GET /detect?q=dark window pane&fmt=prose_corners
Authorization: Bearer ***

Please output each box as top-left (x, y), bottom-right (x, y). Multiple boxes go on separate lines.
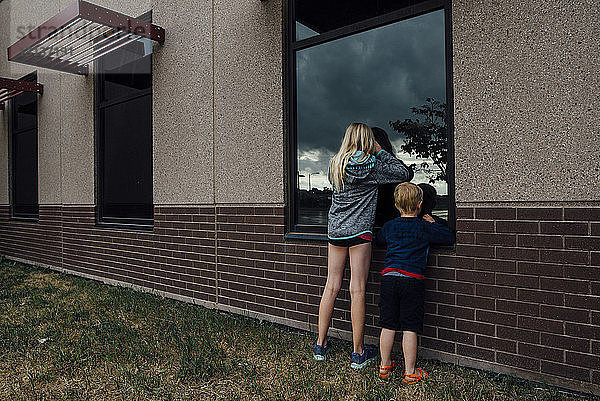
top-left (295, 0), bottom-right (429, 40)
top-left (295, 9), bottom-right (447, 227)
top-left (100, 95), bottom-right (153, 219)
top-left (101, 40), bottom-right (152, 101)
top-left (12, 130), bottom-right (38, 217)
top-left (13, 92), bottom-right (37, 132)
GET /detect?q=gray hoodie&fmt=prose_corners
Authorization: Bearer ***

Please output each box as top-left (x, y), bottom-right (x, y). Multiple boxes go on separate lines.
top-left (327, 150), bottom-right (412, 239)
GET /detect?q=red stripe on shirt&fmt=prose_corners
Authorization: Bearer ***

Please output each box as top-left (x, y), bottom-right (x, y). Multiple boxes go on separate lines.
top-left (381, 267), bottom-right (425, 280)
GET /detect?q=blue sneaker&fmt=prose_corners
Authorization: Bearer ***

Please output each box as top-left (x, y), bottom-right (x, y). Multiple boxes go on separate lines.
top-left (351, 344), bottom-right (378, 369)
top-left (313, 339), bottom-right (331, 361)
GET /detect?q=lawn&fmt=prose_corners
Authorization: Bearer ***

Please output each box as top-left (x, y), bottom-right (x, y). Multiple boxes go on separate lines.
top-left (0, 259), bottom-right (596, 401)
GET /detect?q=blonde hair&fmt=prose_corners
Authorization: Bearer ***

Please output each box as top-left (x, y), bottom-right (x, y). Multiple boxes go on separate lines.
top-left (394, 182), bottom-right (423, 214)
top-left (329, 123), bottom-right (377, 191)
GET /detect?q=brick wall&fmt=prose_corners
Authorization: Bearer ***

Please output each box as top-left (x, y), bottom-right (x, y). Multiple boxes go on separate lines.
top-left (0, 204), bottom-right (598, 394)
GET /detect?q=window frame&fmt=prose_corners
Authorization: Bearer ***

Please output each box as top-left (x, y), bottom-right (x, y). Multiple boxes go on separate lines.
top-left (284, 0), bottom-right (456, 238)
top-left (93, 11), bottom-right (154, 229)
top-left (8, 71), bottom-right (39, 221)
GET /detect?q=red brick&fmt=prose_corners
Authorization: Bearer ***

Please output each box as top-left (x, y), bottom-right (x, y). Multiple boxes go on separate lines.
top-left (497, 247), bottom-right (539, 262)
top-left (496, 273), bottom-right (539, 289)
top-left (540, 277), bottom-right (589, 294)
top-left (456, 208), bottom-right (474, 219)
top-left (540, 250), bottom-right (588, 265)
top-left (497, 325), bottom-right (540, 344)
top-left (456, 270), bottom-right (494, 284)
top-left (541, 222), bottom-right (588, 236)
top-left (518, 343), bottom-right (564, 362)
top-left (518, 316), bottom-right (563, 334)
top-left (517, 208), bottom-right (563, 221)
top-left (456, 232), bottom-right (475, 244)
top-left (518, 262), bottom-right (563, 277)
top-left (477, 310), bottom-right (517, 326)
top-left (476, 233), bottom-right (516, 247)
top-left (565, 352), bottom-right (600, 369)
top-left (456, 294), bottom-right (495, 310)
top-left (438, 280), bottom-right (475, 294)
top-left (456, 220), bottom-right (495, 233)
top-left (423, 314), bottom-right (455, 329)
top-left (565, 236), bottom-right (600, 251)
top-left (497, 352), bottom-right (540, 371)
top-left (518, 289), bottom-right (564, 306)
top-left (566, 323), bottom-right (600, 340)
top-left (517, 234), bottom-right (563, 249)
top-left (541, 305), bottom-right (589, 323)
top-left (438, 328), bottom-right (475, 345)
top-left (496, 221), bottom-right (539, 234)
top-left (475, 208), bottom-right (516, 220)
top-left (476, 284), bottom-right (516, 300)
top-left (438, 304), bottom-right (475, 320)
top-left (472, 259), bottom-right (515, 274)
top-left (566, 294), bottom-right (600, 310)
top-left (427, 267), bottom-right (456, 280)
top-left (456, 319), bottom-right (495, 336)
top-left (564, 208), bottom-right (600, 221)
top-left (476, 335), bottom-right (516, 353)
top-left (496, 300), bottom-right (539, 316)
top-left (437, 255), bottom-right (474, 269)
top-left (457, 344), bottom-right (495, 361)
top-left (421, 337), bottom-right (455, 354)
top-left (541, 333), bottom-right (590, 353)
top-left (541, 361), bottom-right (589, 381)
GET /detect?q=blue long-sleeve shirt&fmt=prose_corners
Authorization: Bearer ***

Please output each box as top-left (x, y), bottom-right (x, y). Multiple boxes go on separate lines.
top-left (375, 217), bottom-right (455, 279)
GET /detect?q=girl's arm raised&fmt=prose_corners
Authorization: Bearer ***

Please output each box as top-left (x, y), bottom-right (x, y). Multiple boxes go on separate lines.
top-left (372, 150), bottom-right (413, 184)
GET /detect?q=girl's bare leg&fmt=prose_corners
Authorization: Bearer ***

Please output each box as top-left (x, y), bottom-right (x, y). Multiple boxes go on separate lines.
top-left (317, 244), bottom-right (348, 346)
top-left (348, 242), bottom-right (372, 354)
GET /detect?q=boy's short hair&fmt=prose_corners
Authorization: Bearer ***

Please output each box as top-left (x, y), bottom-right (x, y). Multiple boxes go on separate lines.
top-left (394, 182), bottom-right (423, 214)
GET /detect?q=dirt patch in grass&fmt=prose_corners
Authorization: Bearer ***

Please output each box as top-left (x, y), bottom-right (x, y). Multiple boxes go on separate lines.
top-left (0, 261), bottom-right (597, 401)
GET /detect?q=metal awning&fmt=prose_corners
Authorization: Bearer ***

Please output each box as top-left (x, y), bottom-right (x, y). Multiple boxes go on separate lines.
top-left (0, 77), bottom-right (44, 110)
top-left (7, 0), bottom-right (165, 75)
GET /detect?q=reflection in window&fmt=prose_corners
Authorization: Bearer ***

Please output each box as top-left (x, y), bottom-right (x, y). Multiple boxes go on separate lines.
top-left (10, 81), bottom-right (38, 218)
top-left (294, 7), bottom-right (448, 229)
top-left (96, 38), bottom-right (153, 225)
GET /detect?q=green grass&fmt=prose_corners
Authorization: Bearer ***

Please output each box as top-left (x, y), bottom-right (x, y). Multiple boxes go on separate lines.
top-left (0, 258), bottom-right (596, 401)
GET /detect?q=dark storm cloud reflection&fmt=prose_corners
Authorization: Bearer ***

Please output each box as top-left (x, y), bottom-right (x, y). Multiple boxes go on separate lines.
top-left (296, 10), bottom-right (446, 192)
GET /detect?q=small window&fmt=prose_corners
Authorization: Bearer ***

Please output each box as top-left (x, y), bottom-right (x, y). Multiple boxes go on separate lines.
top-left (95, 24), bottom-right (153, 226)
top-left (9, 73), bottom-right (38, 219)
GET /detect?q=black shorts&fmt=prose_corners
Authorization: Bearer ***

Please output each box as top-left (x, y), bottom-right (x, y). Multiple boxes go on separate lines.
top-left (379, 275), bottom-right (424, 333)
top-left (328, 233), bottom-right (372, 248)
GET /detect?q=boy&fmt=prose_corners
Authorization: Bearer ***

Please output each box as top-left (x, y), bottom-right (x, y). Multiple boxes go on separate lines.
top-left (375, 182), bottom-right (454, 382)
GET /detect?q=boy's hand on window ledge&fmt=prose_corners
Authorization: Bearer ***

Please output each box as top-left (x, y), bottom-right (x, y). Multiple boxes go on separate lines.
top-left (422, 214), bottom-right (435, 223)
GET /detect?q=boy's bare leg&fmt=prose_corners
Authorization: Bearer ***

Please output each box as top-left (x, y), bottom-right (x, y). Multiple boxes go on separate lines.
top-left (317, 244), bottom-right (348, 346)
top-left (402, 331), bottom-right (418, 375)
top-left (348, 242), bottom-right (372, 354)
top-left (379, 328), bottom-right (396, 369)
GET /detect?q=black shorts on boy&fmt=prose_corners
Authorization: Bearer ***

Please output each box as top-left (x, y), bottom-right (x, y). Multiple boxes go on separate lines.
top-left (379, 275), bottom-right (424, 334)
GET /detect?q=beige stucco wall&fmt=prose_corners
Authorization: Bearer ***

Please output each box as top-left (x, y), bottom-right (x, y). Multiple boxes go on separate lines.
top-left (213, 0), bottom-right (284, 204)
top-left (152, 0), bottom-right (214, 205)
top-left (453, 0), bottom-right (600, 204)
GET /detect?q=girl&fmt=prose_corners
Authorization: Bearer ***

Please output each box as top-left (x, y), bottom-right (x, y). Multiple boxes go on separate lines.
top-left (314, 122), bottom-right (412, 369)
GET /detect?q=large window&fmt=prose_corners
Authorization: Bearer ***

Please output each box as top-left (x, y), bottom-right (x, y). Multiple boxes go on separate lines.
top-left (288, 0), bottom-right (453, 234)
top-left (9, 73), bottom-right (38, 219)
top-left (95, 24), bottom-right (153, 226)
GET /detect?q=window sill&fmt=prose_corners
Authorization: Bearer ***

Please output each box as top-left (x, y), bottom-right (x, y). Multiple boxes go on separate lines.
top-left (285, 232), bottom-right (328, 242)
top-left (95, 220), bottom-right (154, 232)
top-left (10, 216), bottom-right (39, 223)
